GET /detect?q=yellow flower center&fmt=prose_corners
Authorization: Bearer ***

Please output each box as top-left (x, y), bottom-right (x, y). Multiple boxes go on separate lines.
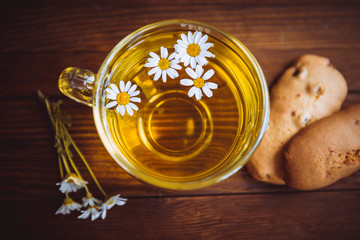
top-left (194, 78), bottom-right (205, 88)
top-left (65, 178), bottom-right (74, 183)
top-left (108, 200), bottom-right (114, 205)
top-left (64, 197), bottom-right (74, 205)
top-left (117, 92), bottom-right (130, 105)
top-left (187, 43), bottom-right (201, 57)
top-left (158, 58), bottom-right (170, 70)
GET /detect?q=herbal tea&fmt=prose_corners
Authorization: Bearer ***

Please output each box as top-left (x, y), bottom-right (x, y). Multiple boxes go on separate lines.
top-left (101, 27), bottom-right (262, 182)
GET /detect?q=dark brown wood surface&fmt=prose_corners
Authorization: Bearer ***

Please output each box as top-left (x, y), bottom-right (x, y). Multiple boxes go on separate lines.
top-left (1, 0), bottom-right (359, 239)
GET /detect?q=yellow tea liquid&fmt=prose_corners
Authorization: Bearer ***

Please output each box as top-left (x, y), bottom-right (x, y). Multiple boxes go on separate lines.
top-left (101, 28), bottom-right (262, 182)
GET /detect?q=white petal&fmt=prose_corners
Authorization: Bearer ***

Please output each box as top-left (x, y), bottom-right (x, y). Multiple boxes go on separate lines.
top-left (55, 205), bottom-right (67, 215)
top-left (188, 86), bottom-right (197, 97)
top-left (166, 69), bottom-right (175, 79)
top-left (91, 209), bottom-right (100, 221)
top-left (194, 31), bottom-right (202, 44)
top-left (117, 105), bottom-right (125, 116)
top-left (196, 56), bottom-right (208, 66)
top-left (154, 69), bottom-right (161, 80)
top-left (144, 62), bottom-right (158, 68)
top-left (149, 52), bottom-right (160, 61)
top-left (129, 90), bottom-right (140, 97)
top-left (171, 63), bottom-right (182, 70)
top-left (167, 68), bottom-right (178, 79)
top-left (202, 86), bottom-right (213, 98)
top-left (78, 210), bottom-right (91, 219)
top-left (198, 34), bottom-right (208, 45)
top-left (175, 51), bottom-right (186, 60)
top-left (195, 88), bottom-right (203, 100)
top-left (182, 55), bottom-right (191, 67)
top-left (185, 67), bottom-right (197, 79)
top-left (201, 43), bottom-right (214, 51)
top-left (110, 83), bottom-right (119, 94)
top-left (190, 57), bottom-right (196, 69)
top-left (128, 84), bottom-right (137, 94)
top-left (126, 105), bottom-right (133, 116)
top-left (105, 101), bottom-right (117, 109)
top-left (174, 44), bottom-right (182, 54)
top-left (195, 65), bottom-right (204, 77)
top-left (101, 208), bottom-right (107, 220)
top-left (177, 39), bottom-right (188, 49)
top-left (128, 102), bottom-right (139, 111)
top-left (115, 200), bottom-right (126, 206)
top-left (124, 82), bottom-right (131, 92)
top-left (162, 70), bottom-right (167, 82)
top-left (168, 52), bottom-right (177, 60)
top-left (163, 48), bottom-right (169, 59)
top-left (181, 33), bottom-right (189, 45)
top-left (130, 97), bottom-right (141, 103)
top-left (202, 50), bottom-right (215, 58)
top-left (180, 79), bottom-right (194, 86)
top-left (148, 67), bottom-right (160, 76)
top-left (106, 91), bottom-right (117, 100)
top-left (205, 82), bottom-right (218, 89)
top-left (202, 69), bottom-right (215, 80)
top-left (105, 88), bottom-right (115, 95)
top-left (187, 31), bottom-right (194, 43)
top-left (119, 81), bottom-right (125, 92)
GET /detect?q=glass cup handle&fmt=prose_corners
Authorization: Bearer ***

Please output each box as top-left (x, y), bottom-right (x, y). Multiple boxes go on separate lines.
top-left (58, 67), bottom-right (96, 107)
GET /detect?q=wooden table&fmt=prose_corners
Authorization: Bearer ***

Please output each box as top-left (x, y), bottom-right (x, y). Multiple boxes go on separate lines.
top-left (1, 0), bottom-right (359, 239)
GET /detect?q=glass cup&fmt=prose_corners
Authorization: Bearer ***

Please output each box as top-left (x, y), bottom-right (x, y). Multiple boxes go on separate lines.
top-left (59, 19), bottom-right (269, 191)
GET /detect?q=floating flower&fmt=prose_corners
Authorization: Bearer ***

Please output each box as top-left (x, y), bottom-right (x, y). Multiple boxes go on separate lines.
top-left (174, 31), bottom-right (215, 69)
top-left (145, 46), bottom-right (181, 82)
top-left (105, 81), bottom-right (141, 116)
top-left (55, 197), bottom-right (82, 215)
top-left (180, 65), bottom-right (218, 100)
top-left (100, 194), bottom-right (127, 219)
top-left (82, 192), bottom-right (102, 207)
top-left (78, 206), bottom-right (101, 221)
top-left (56, 173), bottom-right (88, 193)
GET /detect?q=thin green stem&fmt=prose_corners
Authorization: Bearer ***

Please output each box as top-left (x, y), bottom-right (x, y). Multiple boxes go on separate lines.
top-left (60, 128), bottom-right (90, 193)
top-left (38, 90), bottom-right (107, 198)
top-left (60, 153), bottom-right (71, 174)
top-left (58, 155), bottom-right (64, 178)
top-left (61, 123), bottom-right (107, 198)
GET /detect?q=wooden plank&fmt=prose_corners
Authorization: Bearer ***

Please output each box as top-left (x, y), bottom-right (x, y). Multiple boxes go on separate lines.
top-left (1, 98), bottom-right (359, 199)
top-left (1, 4), bottom-right (359, 52)
top-left (3, 0), bottom-right (359, 11)
top-left (0, 49), bottom-right (359, 99)
top-left (2, 191), bottom-right (360, 239)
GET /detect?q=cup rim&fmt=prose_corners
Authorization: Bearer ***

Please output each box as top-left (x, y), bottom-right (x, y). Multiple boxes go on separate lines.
top-left (93, 19), bottom-right (270, 191)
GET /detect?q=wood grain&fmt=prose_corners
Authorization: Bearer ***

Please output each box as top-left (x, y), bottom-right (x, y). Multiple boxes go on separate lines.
top-left (1, 0), bottom-right (360, 239)
top-left (2, 191), bottom-right (360, 240)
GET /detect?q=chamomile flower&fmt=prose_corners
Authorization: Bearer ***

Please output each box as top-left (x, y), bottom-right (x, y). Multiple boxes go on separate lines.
top-left (78, 206), bottom-right (101, 221)
top-left (55, 197), bottom-right (82, 215)
top-left (174, 31), bottom-right (215, 69)
top-left (145, 46), bottom-right (181, 82)
top-left (99, 194), bottom-right (127, 219)
top-left (105, 80), bottom-right (141, 116)
top-left (56, 173), bottom-right (88, 193)
top-left (180, 65), bottom-right (218, 100)
top-left (82, 192), bottom-right (102, 207)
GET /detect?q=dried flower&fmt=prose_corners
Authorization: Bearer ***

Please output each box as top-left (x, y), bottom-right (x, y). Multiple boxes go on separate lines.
top-left (82, 192), bottom-right (102, 207)
top-left (55, 197), bottom-right (82, 215)
top-left (56, 172), bottom-right (88, 193)
top-left (100, 194), bottom-right (127, 219)
top-left (78, 206), bottom-right (101, 221)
